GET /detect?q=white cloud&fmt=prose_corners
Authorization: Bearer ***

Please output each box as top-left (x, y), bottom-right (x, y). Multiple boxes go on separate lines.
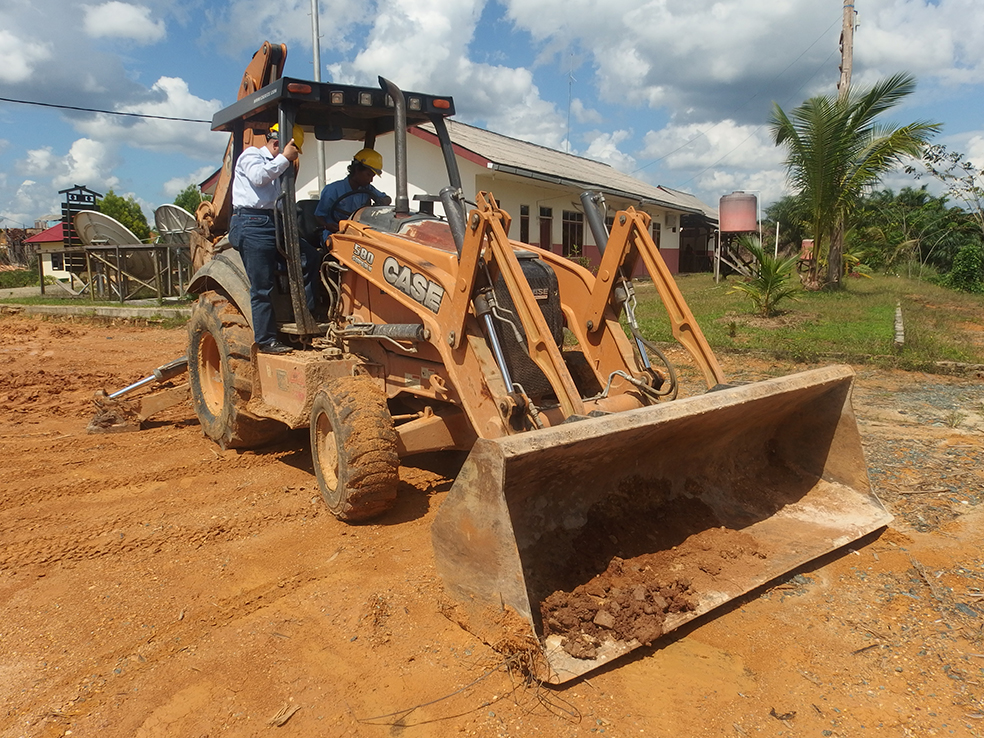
top-left (73, 77), bottom-right (224, 160)
top-left (82, 2), bottom-right (166, 44)
top-left (965, 135), bottom-right (984, 169)
top-left (213, 0), bottom-right (369, 59)
top-left (505, 0), bottom-right (834, 122)
top-left (163, 166), bottom-right (217, 199)
top-left (20, 140), bottom-right (120, 193)
top-left (0, 29), bottom-right (51, 83)
top-left (642, 120), bottom-right (782, 172)
top-left (859, 0), bottom-right (984, 85)
top-left (694, 168), bottom-right (790, 210)
top-left (21, 148), bottom-right (59, 177)
top-left (56, 139), bottom-right (121, 191)
top-left (325, 0), bottom-right (567, 147)
top-left (571, 98), bottom-right (602, 125)
top-left (2, 180), bottom-right (59, 229)
top-left (581, 130), bottom-right (636, 171)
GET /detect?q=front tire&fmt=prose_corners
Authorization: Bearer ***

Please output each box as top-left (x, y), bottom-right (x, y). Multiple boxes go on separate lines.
top-left (188, 291), bottom-right (285, 449)
top-left (310, 375), bottom-right (399, 522)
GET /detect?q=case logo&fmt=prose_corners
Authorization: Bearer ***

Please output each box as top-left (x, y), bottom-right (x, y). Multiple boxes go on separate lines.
top-left (382, 256), bottom-right (444, 313)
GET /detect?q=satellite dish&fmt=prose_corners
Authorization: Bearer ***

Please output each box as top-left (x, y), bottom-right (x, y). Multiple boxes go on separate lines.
top-left (74, 211), bottom-right (154, 281)
top-left (74, 210), bottom-right (143, 246)
top-left (154, 204), bottom-right (197, 245)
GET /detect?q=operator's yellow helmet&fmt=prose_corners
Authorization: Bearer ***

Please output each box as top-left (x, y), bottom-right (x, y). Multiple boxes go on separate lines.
top-left (269, 124), bottom-right (304, 153)
top-left (353, 148), bottom-right (383, 175)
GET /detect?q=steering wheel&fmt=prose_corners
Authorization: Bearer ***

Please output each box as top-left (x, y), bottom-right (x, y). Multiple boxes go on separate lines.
top-left (330, 188), bottom-right (376, 226)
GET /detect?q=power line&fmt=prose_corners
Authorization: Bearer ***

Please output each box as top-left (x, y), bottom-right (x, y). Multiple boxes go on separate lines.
top-left (0, 96), bottom-right (211, 123)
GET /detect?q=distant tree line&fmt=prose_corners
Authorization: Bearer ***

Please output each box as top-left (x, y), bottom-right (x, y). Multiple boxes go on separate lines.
top-left (766, 72), bottom-right (983, 294)
top-left (764, 185), bottom-right (983, 294)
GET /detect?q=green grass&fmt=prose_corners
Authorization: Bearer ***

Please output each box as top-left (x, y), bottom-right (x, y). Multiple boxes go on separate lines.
top-left (631, 273), bottom-right (984, 370)
top-left (3, 269), bottom-right (982, 370)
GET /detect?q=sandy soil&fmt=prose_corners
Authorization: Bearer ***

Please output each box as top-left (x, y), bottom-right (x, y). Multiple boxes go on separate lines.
top-left (2, 311), bottom-right (984, 738)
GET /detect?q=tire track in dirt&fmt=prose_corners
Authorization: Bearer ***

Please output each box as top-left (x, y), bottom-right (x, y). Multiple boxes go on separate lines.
top-left (8, 550), bottom-right (334, 734)
top-left (0, 478), bottom-right (324, 571)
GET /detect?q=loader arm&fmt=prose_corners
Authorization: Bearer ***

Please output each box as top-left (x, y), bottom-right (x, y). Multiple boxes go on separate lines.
top-left (450, 193), bottom-right (585, 419)
top-left (586, 207), bottom-right (725, 389)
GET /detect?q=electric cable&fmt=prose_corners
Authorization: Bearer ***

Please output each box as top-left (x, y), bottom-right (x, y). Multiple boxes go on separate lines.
top-left (0, 96), bottom-right (211, 123)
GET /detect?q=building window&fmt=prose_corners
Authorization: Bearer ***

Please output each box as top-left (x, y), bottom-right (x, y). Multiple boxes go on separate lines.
top-left (538, 207), bottom-right (553, 251)
top-left (51, 253), bottom-right (64, 270)
top-left (520, 205), bottom-right (529, 243)
top-left (562, 210), bottom-right (584, 258)
top-left (652, 221), bottom-right (661, 250)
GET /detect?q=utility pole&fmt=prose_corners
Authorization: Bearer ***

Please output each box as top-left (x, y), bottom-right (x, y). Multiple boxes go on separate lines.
top-left (831, 0), bottom-right (856, 287)
top-left (310, 0), bottom-right (326, 191)
top-left (837, 0), bottom-right (855, 100)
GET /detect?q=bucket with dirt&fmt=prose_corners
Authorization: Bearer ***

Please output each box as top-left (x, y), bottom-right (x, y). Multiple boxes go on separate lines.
top-left (431, 365), bottom-right (892, 683)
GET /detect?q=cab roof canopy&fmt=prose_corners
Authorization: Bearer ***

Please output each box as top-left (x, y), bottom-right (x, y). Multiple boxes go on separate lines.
top-left (210, 76), bottom-right (456, 142)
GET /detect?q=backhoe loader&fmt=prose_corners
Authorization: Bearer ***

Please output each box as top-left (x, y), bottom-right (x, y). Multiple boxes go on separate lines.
top-left (175, 43), bottom-right (890, 684)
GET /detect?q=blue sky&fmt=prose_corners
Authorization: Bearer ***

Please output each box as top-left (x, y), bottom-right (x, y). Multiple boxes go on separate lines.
top-left (1, 0), bottom-right (982, 229)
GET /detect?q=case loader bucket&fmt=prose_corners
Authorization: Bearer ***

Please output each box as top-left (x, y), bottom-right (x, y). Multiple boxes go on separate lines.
top-left (432, 365), bottom-right (890, 684)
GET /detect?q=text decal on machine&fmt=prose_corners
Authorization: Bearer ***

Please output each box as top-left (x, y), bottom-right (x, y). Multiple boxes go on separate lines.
top-left (352, 244), bottom-right (375, 271)
top-left (382, 256), bottom-right (444, 313)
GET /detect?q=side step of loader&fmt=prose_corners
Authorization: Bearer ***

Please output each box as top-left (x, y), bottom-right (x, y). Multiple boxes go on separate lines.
top-left (431, 365), bottom-right (891, 684)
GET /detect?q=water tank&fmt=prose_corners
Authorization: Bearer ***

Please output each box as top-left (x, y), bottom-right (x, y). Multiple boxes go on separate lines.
top-left (719, 191), bottom-right (757, 233)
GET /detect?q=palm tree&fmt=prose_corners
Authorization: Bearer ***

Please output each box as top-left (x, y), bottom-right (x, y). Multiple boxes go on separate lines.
top-left (770, 73), bottom-right (940, 289)
top-left (728, 236), bottom-right (800, 317)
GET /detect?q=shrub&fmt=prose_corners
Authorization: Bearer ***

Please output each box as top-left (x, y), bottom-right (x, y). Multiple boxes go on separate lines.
top-left (943, 241), bottom-right (984, 293)
top-left (0, 269), bottom-right (39, 288)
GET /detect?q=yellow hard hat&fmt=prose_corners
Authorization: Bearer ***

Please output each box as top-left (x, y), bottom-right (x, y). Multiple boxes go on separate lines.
top-left (353, 148), bottom-right (383, 175)
top-left (269, 124), bottom-right (304, 153)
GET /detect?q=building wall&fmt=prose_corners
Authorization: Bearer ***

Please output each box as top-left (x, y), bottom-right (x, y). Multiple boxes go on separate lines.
top-left (41, 252), bottom-right (74, 280)
top-left (473, 174), bottom-right (682, 274)
top-left (296, 133), bottom-right (463, 209)
top-left (294, 128), bottom-right (686, 274)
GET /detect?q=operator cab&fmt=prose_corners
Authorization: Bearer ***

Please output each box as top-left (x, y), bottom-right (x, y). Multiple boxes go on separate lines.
top-left (209, 76), bottom-right (461, 337)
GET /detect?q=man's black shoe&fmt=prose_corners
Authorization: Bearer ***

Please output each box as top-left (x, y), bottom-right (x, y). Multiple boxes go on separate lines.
top-left (258, 340), bottom-right (293, 355)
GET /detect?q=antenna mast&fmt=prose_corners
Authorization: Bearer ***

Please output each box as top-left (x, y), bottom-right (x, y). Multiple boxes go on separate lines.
top-left (566, 53), bottom-right (575, 153)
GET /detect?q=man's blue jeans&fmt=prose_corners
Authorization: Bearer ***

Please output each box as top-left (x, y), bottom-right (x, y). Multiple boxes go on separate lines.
top-left (229, 212), bottom-right (320, 346)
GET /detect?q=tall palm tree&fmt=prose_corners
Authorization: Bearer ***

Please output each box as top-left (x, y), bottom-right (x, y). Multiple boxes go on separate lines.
top-left (770, 73), bottom-right (940, 288)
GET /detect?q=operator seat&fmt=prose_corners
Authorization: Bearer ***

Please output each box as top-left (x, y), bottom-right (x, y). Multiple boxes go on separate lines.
top-left (296, 199), bottom-right (324, 249)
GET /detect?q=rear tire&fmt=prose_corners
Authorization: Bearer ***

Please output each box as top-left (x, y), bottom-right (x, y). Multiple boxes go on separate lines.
top-left (310, 375), bottom-right (399, 522)
top-left (188, 291), bottom-right (286, 449)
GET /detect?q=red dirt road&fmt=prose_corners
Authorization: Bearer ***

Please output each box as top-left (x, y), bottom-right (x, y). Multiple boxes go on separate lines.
top-left (2, 312), bottom-right (984, 737)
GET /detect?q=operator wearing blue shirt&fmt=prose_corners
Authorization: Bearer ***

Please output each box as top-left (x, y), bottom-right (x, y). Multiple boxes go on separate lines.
top-left (315, 148), bottom-right (392, 245)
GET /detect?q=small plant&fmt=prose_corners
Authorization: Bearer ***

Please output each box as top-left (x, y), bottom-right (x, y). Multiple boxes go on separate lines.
top-left (944, 409), bottom-right (966, 428)
top-left (728, 236), bottom-right (801, 317)
top-left (567, 244), bottom-right (594, 273)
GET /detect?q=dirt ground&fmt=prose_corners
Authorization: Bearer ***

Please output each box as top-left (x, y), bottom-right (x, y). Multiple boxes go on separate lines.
top-left (2, 311), bottom-right (984, 738)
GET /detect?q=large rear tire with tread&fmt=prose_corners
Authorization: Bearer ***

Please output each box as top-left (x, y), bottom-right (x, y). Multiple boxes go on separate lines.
top-left (310, 375), bottom-right (399, 522)
top-left (188, 291), bottom-right (285, 449)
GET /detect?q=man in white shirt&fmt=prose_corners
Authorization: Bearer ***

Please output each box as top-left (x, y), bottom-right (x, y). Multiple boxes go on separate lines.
top-left (228, 126), bottom-right (313, 354)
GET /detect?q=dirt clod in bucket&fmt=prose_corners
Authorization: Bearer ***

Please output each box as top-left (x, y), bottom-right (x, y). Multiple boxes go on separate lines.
top-left (541, 559), bottom-right (695, 658)
top-left (529, 473), bottom-right (775, 660)
top-left (539, 524), bottom-right (771, 660)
